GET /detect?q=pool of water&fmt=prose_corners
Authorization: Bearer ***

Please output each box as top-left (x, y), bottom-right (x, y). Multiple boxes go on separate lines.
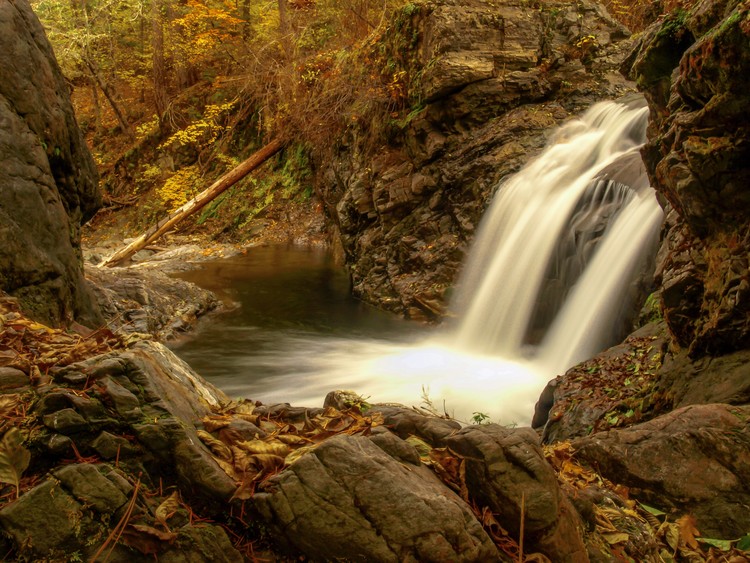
top-left (170, 244), bottom-right (548, 425)
top-left (169, 244), bottom-right (423, 402)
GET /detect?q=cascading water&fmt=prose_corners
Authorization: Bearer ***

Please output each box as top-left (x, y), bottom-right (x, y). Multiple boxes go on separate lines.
top-left (173, 98), bottom-right (664, 427)
top-left (450, 97), bottom-right (663, 374)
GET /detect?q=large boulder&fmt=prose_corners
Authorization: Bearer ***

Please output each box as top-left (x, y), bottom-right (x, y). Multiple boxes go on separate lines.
top-left (252, 433), bottom-right (500, 561)
top-left (321, 0), bottom-right (636, 319)
top-left (445, 425), bottom-right (588, 562)
top-left (0, 0), bottom-right (101, 326)
top-left (625, 0), bottom-right (750, 356)
top-left (573, 403), bottom-right (750, 538)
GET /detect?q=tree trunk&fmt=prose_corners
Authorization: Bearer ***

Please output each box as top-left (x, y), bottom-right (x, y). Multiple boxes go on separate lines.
top-left (83, 56), bottom-right (134, 139)
top-left (152, 0), bottom-right (169, 133)
top-left (278, 0), bottom-right (292, 57)
top-left (100, 139), bottom-right (285, 268)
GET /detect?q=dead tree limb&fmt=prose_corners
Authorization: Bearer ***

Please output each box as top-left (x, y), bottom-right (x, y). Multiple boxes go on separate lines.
top-left (99, 138), bottom-right (284, 267)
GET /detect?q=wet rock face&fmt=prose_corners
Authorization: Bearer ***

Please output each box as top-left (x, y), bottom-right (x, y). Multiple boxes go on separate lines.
top-left (321, 0), bottom-right (635, 320)
top-left (625, 0), bottom-right (750, 355)
top-left (0, 0), bottom-right (101, 327)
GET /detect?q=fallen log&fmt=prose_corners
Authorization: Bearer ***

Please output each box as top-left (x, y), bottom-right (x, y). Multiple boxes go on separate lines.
top-left (100, 138), bottom-right (284, 267)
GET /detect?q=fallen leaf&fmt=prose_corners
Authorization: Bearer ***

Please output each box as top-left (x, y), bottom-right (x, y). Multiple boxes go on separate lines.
top-left (0, 428), bottom-right (31, 495)
top-left (120, 524), bottom-right (177, 555)
top-left (405, 435), bottom-right (432, 461)
top-left (237, 439), bottom-right (289, 458)
top-left (677, 514), bottom-right (700, 550)
top-left (0, 395), bottom-right (20, 418)
top-left (197, 430), bottom-right (233, 461)
top-left (284, 444), bottom-right (317, 466)
top-left (154, 492), bottom-right (180, 528)
top-left (201, 416), bottom-right (231, 432)
top-left (602, 532), bottom-right (630, 545)
top-left (665, 523), bottom-right (680, 551)
top-left (697, 537), bottom-right (732, 551)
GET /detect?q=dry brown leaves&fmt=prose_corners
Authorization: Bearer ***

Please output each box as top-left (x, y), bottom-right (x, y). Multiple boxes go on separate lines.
top-left (0, 297), bottom-right (125, 378)
top-left (198, 402), bottom-right (384, 500)
top-left (545, 441), bottom-right (750, 562)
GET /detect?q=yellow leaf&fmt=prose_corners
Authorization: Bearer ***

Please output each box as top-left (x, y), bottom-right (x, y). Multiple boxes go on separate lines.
top-left (602, 532), bottom-right (630, 545)
top-left (276, 434), bottom-right (311, 446)
top-left (0, 395), bottom-right (20, 418)
top-left (0, 428), bottom-right (30, 496)
top-left (285, 444), bottom-right (317, 466)
top-left (196, 430), bottom-right (232, 461)
top-left (155, 492), bottom-right (180, 527)
top-left (665, 523), bottom-right (680, 551)
top-left (237, 439), bottom-right (290, 458)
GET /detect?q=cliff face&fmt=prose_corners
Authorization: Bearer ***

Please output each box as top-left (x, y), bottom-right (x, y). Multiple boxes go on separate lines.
top-left (320, 0), bottom-right (636, 320)
top-left (626, 0), bottom-right (750, 356)
top-left (0, 0), bottom-right (102, 326)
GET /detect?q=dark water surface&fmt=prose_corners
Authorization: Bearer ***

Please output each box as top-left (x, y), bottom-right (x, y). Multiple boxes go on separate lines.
top-left (169, 244), bottom-right (422, 405)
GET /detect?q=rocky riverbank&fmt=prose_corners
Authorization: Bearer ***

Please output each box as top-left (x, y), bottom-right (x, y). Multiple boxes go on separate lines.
top-left (2, 298), bottom-right (748, 560)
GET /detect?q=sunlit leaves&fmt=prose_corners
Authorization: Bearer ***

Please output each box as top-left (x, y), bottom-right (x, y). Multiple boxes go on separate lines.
top-left (198, 404), bottom-right (383, 499)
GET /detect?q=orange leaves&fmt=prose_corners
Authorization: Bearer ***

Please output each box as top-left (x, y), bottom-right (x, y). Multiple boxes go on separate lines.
top-left (198, 404), bottom-right (384, 499)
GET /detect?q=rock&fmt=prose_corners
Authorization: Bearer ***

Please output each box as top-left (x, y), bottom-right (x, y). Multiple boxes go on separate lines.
top-left (656, 347), bottom-right (750, 407)
top-left (0, 480), bottom-right (86, 558)
top-left (0, 0), bottom-right (101, 327)
top-left (373, 405), bottom-right (461, 446)
top-left (158, 525), bottom-right (244, 563)
top-left (573, 403), bottom-right (750, 538)
top-left (625, 0), bottom-right (750, 355)
top-left (445, 425), bottom-right (587, 561)
top-left (42, 408), bottom-right (88, 434)
top-left (86, 267), bottom-right (220, 340)
top-left (53, 463), bottom-right (129, 514)
top-left (99, 376), bottom-right (143, 420)
top-left (320, 0), bottom-right (637, 318)
top-left (538, 323), bottom-right (670, 442)
top-left (44, 433), bottom-right (74, 456)
top-left (91, 431), bottom-right (138, 460)
top-left (0, 367), bottom-right (28, 393)
top-left (252, 433), bottom-right (499, 561)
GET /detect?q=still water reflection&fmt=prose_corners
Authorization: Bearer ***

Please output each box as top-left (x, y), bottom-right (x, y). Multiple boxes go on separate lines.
top-left (169, 244), bottom-right (424, 406)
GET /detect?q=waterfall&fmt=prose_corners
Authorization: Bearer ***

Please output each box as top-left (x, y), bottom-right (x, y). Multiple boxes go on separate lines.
top-left (175, 98), bottom-right (665, 427)
top-left (450, 98), bottom-right (663, 374)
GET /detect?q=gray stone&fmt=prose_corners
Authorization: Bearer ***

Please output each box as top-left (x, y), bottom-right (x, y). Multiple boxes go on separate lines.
top-left (54, 463), bottom-right (129, 514)
top-left (100, 376), bottom-right (142, 420)
top-left (253, 433), bottom-right (498, 561)
top-left (91, 431), bottom-right (138, 460)
top-left (158, 524), bottom-right (244, 563)
top-left (445, 424), bottom-right (587, 561)
top-left (0, 480), bottom-right (83, 557)
top-left (44, 433), bottom-right (74, 457)
top-left (573, 403), bottom-right (750, 538)
top-left (42, 408), bottom-right (88, 434)
top-left (0, 0), bottom-right (101, 327)
top-left (373, 405), bottom-right (461, 446)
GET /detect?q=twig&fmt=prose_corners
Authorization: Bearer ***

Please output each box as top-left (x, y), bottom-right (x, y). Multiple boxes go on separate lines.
top-left (90, 477), bottom-right (141, 562)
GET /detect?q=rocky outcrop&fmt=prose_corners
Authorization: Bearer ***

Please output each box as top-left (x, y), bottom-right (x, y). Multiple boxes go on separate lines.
top-left (253, 433), bottom-right (501, 562)
top-left (573, 403), bottom-right (750, 538)
top-left (624, 0), bottom-right (750, 356)
top-left (86, 265), bottom-right (220, 341)
top-left (0, 0), bottom-right (102, 327)
top-left (321, 0), bottom-right (636, 319)
top-left (0, 340), bottom-right (243, 561)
